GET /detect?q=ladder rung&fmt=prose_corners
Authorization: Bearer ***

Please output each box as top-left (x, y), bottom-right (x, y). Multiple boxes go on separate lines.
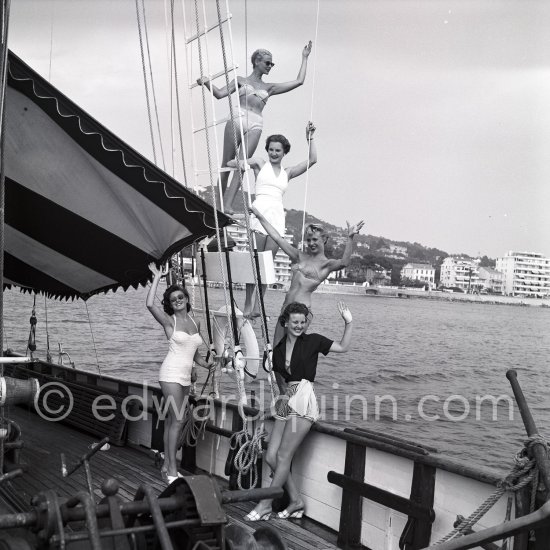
top-left (186, 15), bottom-right (232, 44)
top-left (193, 115), bottom-right (231, 133)
top-left (190, 65), bottom-right (239, 89)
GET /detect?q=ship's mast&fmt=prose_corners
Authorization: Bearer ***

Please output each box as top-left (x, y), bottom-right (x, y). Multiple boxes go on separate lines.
top-left (0, 0), bottom-right (11, 359)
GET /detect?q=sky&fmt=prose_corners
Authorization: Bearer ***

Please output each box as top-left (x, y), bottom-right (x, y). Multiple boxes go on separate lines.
top-left (7, 0), bottom-right (550, 258)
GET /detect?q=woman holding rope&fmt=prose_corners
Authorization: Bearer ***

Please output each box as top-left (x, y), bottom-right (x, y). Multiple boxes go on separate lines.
top-left (229, 122), bottom-right (317, 318)
top-left (146, 263), bottom-right (214, 484)
top-left (244, 301), bottom-right (353, 521)
top-left (196, 42), bottom-right (312, 213)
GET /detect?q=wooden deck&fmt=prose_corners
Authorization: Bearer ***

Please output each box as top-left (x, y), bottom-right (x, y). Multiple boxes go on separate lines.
top-left (0, 406), bottom-right (340, 550)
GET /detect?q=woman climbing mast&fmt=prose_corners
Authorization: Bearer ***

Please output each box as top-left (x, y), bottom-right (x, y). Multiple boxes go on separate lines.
top-left (196, 42), bottom-right (312, 213)
top-left (230, 122), bottom-right (317, 318)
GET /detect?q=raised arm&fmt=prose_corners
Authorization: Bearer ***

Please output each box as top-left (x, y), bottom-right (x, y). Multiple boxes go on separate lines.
top-left (329, 301), bottom-right (353, 353)
top-left (196, 76), bottom-right (238, 99)
top-left (249, 205), bottom-right (300, 262)
top-left (268, 41), bottom-right (312, 96)
top-left (326, 220), bottom-right (365, 272)
top-left (286, 122), bottom-right (317, 180)
top-left (146, 262), bottom-right (172, 330)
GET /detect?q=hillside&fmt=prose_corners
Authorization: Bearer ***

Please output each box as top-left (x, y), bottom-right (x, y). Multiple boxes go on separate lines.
top-left (191, 187), bottom-right (482, 277)
top-left (284, 208), bottom-right (449, 267)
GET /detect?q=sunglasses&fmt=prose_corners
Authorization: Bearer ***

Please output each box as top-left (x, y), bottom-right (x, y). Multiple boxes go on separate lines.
top-left (264, 61), bottom-right (275, 67)
top-left (169, 294), bottom-right (186, 303)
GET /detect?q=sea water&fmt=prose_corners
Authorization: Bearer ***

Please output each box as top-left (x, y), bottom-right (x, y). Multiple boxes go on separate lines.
top-left (4, 286), bottom-right (549, 474)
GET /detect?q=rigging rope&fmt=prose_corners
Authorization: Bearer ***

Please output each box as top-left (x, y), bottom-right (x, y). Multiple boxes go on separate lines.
top-left (300, 0), bottom-right (320, 250)
top-left (26, 294), bottom-right (37, 357)
top-left (141, 0), bottom-right (167, 170)
top-left (44, 295), bottom-right (52, 363)
top-left (84, 302), bottom-right (102, 377)
top-left (214, 0), bottom-right (279, 406)
top-left (191, 0), bottom-right (238, 388)
top-left (134, 0), bottom-right (164, 168)
top-left (169, 0), bottom-right (189, 185)
top-left (434, 434), bottom-right (548, 544)
top-left (0, 0), bottom-right (11, 477)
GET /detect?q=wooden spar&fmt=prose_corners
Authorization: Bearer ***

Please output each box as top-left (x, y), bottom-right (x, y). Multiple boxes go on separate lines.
top-left (424, 500), bottom-right (550, 550)
top-left (506, 369), bottom-right (550, 493)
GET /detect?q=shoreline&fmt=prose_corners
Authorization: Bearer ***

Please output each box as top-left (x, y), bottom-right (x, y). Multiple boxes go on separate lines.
top-left (366, 286), bottom-right (550, 307)
top-left (268, 283), bottom-right (550, 307)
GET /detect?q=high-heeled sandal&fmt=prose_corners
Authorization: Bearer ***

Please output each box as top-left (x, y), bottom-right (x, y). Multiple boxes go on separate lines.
top-left (277, 506), bottom-right (304, 519)
top-left (166, 472), bottom-right (184, 484)
top-left (244, 510), bottom-right (271, 522)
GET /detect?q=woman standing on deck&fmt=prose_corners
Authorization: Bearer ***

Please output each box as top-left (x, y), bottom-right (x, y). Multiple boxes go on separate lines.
top-left (146, 263), bottom-right (214, 484)
top-left (230, 122), bottom-right (317, 318)
top-left (244, 301), bottom-right (353, 521)
top-left (196, 42), bottom-right (312, 213)
top-left (249, 206), bottom-right (363, 345)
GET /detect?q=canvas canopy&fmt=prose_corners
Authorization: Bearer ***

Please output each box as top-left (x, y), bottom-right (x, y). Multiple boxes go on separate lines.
top-left (3, 51), bottom-right (229, 300)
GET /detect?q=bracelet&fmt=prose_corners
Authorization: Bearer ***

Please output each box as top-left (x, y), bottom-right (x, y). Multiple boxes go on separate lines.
top-left (345, 321), bottom-right (352, 325)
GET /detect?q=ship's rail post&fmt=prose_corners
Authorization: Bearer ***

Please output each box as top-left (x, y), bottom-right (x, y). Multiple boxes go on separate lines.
top-left (506, 369), bottom-right (550, 548)
top-left (327, 427), bottom-right (437, 550)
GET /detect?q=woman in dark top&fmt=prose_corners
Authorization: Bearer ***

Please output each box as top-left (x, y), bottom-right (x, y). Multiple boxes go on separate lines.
top-left (244, 301), bottom-right (353, 522)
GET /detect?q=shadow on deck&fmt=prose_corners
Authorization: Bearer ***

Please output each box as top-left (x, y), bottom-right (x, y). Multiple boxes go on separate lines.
top-left (0, 406), bottom-right (339, 550)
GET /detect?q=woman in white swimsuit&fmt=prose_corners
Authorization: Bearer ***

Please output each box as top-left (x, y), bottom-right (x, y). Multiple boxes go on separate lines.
top-left (197, 42), bottom-right (312, 213)
top-left (232, 122), bottom-right (317, 317)
top-left (147, 263), bottom-right (214, 484)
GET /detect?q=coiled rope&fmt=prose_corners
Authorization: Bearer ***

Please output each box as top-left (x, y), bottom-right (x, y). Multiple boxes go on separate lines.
top-left (434, 434), bottom-right (548, 544)
top-left (179, 398), bottom-right (209, 448)
top-left (229, 423), bottom-right (266, 490)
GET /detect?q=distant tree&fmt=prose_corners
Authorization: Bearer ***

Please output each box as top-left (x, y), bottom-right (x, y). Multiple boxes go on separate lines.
top-left (479, 255), bottom-right (495, 268)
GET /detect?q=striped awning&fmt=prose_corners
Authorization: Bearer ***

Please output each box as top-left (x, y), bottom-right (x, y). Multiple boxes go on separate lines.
top-left (4, 51), bottom-right (230, 300)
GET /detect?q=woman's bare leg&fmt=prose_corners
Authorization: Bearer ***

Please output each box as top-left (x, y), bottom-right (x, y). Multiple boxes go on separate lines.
top-left (224, 128), bottom-right (262, 212)
top-left (219, 120), bottom-right (241, 203)
top-left (250, 416), bottom-right (312, 516)
top-left (159, 382), bottom-right (190, 477)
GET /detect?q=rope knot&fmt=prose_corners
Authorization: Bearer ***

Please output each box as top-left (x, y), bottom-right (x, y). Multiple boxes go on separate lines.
top-left (525, 434), bottom-right (549, 456)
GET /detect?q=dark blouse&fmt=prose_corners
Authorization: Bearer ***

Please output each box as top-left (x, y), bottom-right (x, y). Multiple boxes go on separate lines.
top-left (273, 333), bottom-right (333, 383)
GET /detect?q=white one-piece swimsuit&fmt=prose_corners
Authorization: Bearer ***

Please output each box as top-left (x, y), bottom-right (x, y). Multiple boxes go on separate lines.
top-left (158, 316), bottom-right (202, 386)
top-left (250, 162), bottom-right (289, 236)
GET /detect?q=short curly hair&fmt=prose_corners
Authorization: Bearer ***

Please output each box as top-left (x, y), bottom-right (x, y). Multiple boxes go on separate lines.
top-left (265, 134), bottom-right (291, 154)
top-left (305, 223), bottom-right (328, 244)
top-left (162, 284), bottom-right (191, 314)
top-left (278, 302), bottom-right (310, 327)
top-left (250, 48), bottom-right (272, 68)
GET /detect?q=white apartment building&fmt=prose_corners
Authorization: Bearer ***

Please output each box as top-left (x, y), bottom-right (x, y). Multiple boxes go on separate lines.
top-left (495, 251), bottom-right (550, 297)
top-left (400, 263), bottom-right (435, 287)
top-left (226, 225), bottom-right (292, 285)
top-left (439, 257), bottom-right (481, 292)
top-left (477, 267), bottom-right (503, 294)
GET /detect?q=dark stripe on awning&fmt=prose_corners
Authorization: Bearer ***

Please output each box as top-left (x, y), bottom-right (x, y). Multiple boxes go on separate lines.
top-left (4, 252), bottom-right (78, 299)
top-left (7, 52), bottom-right (230, 230)
top-left (6, 177), bottom-right (151, 282)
